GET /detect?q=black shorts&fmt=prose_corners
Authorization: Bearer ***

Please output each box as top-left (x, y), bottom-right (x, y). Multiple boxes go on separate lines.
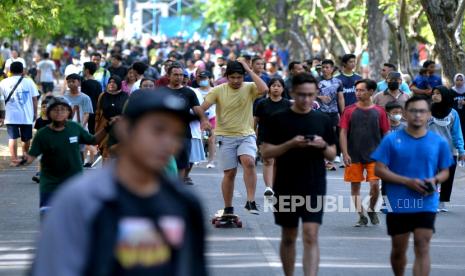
top-left (273, 194), bottom-right (324, 228)
top-left (41, 82), bottom-right (54, 93)
top-left (176, 138), bottom-right (192, 170)
top-left (87, 114), bottom-right (96, 135)
top-left (386, 212), bottom-right (436, 236)
top-left (6, 124), bottom-right (33, 142)
top-left (326, 112), bottom-right (339, 128)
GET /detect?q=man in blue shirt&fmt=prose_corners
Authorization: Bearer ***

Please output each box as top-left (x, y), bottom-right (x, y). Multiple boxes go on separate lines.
top-left (371, 96), bottom-right (453, 276)
top-left (411, 60), bottom-right (442, 97)
top-left (244, 56), bottom-right (270, 84)
top-left (336, 54), bottom-right (362, 112)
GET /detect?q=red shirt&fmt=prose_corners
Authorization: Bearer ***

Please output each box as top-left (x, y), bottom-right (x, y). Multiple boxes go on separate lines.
top-left (340, 104), bottom-right (390, 163)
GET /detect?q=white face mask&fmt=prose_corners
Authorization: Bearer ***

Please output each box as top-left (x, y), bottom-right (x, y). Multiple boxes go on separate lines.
top-left (433, 117), bottom-right (451, 127)
top-left (390, 114), bottom-right (402, 122)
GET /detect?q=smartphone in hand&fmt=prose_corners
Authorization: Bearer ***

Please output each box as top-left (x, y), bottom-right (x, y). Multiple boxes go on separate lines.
top-left (304, 134), bottom-right (315, 141)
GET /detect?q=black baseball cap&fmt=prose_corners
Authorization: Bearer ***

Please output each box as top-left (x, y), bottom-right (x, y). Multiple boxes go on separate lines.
top-left (198, 71), bottom-right (211, 78)
top-left (124, 88), bottom-right (198, 124)
top-left (387, 71), bottom-right (402, 80)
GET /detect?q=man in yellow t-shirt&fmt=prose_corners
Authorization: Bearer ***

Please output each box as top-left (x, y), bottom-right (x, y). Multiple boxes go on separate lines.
top-left (51, 42), bottom-right (64, 71)
top-left (201, 59), bottom-right (268, 215)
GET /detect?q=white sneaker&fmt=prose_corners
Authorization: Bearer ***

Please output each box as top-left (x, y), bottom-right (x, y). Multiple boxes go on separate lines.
top-left (334, 156), bottom-right (341, 163)
top-left (264, 187), bottom-right (274, 196)
top-left (206, 162), bottom-right (216, 169)
top-left (438, 202), bottom-right (448, 212)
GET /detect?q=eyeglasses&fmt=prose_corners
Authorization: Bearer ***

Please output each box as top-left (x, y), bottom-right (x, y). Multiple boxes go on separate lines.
top-left (294, 92), bottom-right (316, 99)
top-left (406, 109), bottom-right (429, 115)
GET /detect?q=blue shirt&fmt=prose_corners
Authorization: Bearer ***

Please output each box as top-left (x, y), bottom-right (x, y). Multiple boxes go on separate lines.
top-left (336, 73), bottom-right (362, 107)
top-left (244, 73), bottom-right (270, 85)
top-left (412, 74), bottom-right (442, 90)
top-left (371, 129), bottom-right (453, 213)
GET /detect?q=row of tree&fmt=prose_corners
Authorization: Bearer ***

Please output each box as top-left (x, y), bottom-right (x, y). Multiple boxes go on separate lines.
top-left (0, 0), bottom-right (113, 44)
top-left (192, 0), bottom-right (465, 85)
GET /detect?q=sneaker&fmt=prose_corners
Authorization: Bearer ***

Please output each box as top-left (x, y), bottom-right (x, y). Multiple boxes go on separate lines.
top-left (264, 187), bottom-right (274, 196)
top-left (83, 162), bottom-right (92, 168)
top-left (354, 215), bottom-right (368, 227)
top-left (367, 212), bottom-right (380, 225)
top-left (32, 172), bottom-right (40, 183)
top-left (380, 202), bottom-right (388, 214)
top-left (184, 177), bottom-right (194, 185)
top-left (334, 156), bottom-right (341, 163)
top-left (438, 202), bottom-right (448, 212)
top-left (206, 162), bottom-right (216, 169)
top-left (245, 201), bottom-right (259, 215)
top-left (223, 206), bottom-right (234, 216)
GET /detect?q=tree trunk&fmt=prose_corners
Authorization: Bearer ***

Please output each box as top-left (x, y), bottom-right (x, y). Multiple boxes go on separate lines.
top-left (289, 16), bottom-right (311, 61)
top-left (420, 0), bottom-right (465, 86)
top-left (397, 0), bottom-right (413, 77)
top-left (367, 0), bottom-right (390, 81)
top-left (273, 0), bottom-right (288, 50)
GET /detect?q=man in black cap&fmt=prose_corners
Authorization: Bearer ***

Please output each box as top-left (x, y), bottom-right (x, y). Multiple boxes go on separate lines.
top-left (31, 90), bottom-right (207, 276)
top-left (373, 71), bottom-right (410, 109)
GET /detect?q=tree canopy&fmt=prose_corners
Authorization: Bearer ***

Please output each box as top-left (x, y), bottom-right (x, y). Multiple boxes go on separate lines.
top-left (0, 0), bottom-right (113, 39)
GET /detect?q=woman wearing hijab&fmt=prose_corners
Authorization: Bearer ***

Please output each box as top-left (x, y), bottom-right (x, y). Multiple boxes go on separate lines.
top-left (452, 73), bottom-right (465, 139)
top-left (428, 86), bottom-right (465, 212)
top-left (95, 75), bottom-right (129, 161)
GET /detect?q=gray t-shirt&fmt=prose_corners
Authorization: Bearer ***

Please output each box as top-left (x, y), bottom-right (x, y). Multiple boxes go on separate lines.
top-left (64, 92), bottom-right (93, 126)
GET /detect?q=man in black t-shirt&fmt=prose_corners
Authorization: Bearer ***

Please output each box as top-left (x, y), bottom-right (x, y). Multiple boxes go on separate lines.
top-left (165, 62), bottom-right (210, 183)
top-left (108, 54), bottom-right (128, 80)
top-left (262, 74), bottom-right (336, 276)
top-left (81, 62), bottom-right (103, 167)
top-left (81, 62), bottom-right (103, 134)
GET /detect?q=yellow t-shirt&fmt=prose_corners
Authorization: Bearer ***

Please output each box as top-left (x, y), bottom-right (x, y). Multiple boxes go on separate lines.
top-left (51, 47), bottom-right (64, 60)
top-left (205, 82), bottom-right (260, 136)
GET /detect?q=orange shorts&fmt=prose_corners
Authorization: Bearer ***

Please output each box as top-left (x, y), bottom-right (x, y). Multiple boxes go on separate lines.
top-left (344, 162), bottom-right (379, 183)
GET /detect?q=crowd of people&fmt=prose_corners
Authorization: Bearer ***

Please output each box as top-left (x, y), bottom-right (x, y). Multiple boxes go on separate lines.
top-left (0, 38), bottom-right (464, 276)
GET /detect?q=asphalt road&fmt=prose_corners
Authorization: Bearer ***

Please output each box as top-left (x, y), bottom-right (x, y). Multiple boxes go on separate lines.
top-left (1, 128), bottom-right (465, 275)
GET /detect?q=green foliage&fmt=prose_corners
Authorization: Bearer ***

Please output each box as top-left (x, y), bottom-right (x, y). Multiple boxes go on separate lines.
top-left (0, 0), bottom-right (62, 38)
top-left (0, 0), bottom-right (113, 39)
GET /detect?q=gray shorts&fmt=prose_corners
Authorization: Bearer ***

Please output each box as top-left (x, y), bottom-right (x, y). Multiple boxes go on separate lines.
top-left (216, 135), bottom-right (257, 171)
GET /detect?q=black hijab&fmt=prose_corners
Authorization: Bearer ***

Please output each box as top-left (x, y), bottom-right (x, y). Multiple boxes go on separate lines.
top-left (432, 85), bottom-right (454, 119)
top-left (108, 75), bottom-right (122, 91)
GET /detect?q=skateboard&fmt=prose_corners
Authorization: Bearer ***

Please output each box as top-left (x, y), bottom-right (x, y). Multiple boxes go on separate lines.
top-left (211, 209), bottom-right (243, 228)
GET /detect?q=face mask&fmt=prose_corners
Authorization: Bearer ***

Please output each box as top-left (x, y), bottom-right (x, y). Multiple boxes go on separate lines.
top-left (199, 79), bottom-right (209, 87)
top-left (387, 81), bottom-right (400, 90)
top-left (390, 114), bottom-right (402, 122)
top-left (433, 117), bottom-right (451, 127)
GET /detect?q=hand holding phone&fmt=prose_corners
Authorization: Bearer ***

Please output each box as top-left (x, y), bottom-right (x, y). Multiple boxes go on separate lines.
top-left (305, 134), bottom-right (315, 141)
